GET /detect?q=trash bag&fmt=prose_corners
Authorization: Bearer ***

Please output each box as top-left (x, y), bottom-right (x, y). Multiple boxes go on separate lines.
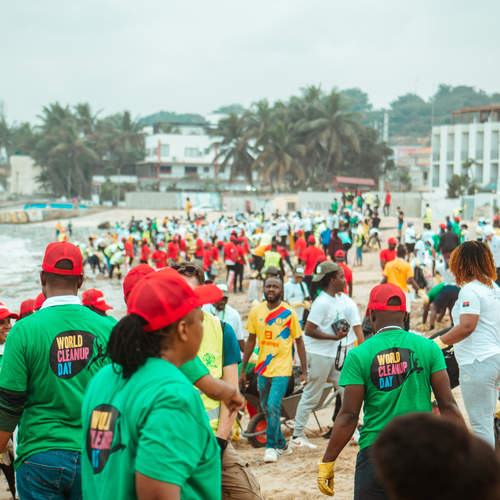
top-left (246, 279), bottom-right (260, 303)
top-left (414, 266), bottom-right (428, 290)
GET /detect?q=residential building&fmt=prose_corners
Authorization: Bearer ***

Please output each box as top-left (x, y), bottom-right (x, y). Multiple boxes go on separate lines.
top-left (408, 147), bottom-right (431, 192)
top-left (8, 155), bottom-right (45, 196)
top-left (431, 105), bottom-right (500, 193)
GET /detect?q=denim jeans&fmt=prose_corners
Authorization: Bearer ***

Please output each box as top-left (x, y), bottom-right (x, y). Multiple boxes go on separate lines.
top-left (257, 375), bottom-right (289, 449)
top-left (354, 446), bottom-right (389, 500)
top-left (17, 450), bottom-right (82, 500)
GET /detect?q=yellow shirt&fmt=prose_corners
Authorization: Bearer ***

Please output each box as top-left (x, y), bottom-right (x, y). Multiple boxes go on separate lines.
top-left (246, 301), bottom-right (302, 378)
top-left (186, 201), bottom-right (192, 212)
top-left (383, 258), bottom-right (414, 293)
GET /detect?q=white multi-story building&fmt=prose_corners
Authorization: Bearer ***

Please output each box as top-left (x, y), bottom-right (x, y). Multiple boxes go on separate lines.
top-left (431, 105), bottom-right (500, 193)
top-left (137, 119), bottom-right (260, 191)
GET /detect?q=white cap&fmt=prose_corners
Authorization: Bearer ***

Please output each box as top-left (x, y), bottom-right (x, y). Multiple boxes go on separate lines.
top-left (479, 217), bottom-right (485, 222)
top-left (483, 227), bottom-right (494, 236)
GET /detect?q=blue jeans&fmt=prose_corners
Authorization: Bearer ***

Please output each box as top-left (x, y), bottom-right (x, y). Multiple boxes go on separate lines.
top-left (354, 446), bottom-right (389, 500)
top-left (17, 450), bottom-right (82, 500)
top-left (257, 375), bottom-right (289, 449)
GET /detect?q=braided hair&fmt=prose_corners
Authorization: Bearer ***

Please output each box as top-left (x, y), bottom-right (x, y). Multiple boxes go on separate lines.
top-left (449, 241), bottom-right (497, 287)
top-left (106, 314), bottom-right (180, 379)
top-left (310, 270), bottom-right (338, 301)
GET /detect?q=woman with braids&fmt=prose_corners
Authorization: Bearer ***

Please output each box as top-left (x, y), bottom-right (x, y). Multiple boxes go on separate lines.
top-left (81, 268), bottom-right (231, 500)
top-left (434, 241), bottom-right (500, 448)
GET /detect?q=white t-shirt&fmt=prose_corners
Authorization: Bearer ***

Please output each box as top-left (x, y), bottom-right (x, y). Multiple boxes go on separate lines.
top-left (487, 235), bottom-right (500, 267)
top-left (284, 280), bottom-right (310, 322)
top-left (451, 280), bottom-right (500, 365)
top-left (414, 240), bottom-right (426, 264)
top-left (292, 217), bottom-right (302, 233)
top-left (404, 227), bottom-right (416, 244)
top-left (304, 291), bottom-right (360, 358)
top-left (337, 293), bottom-right (362, 345)
top-left (435, 260), bottom-right (455, 283)
top-left (202, 303), bottom-right (243, 341)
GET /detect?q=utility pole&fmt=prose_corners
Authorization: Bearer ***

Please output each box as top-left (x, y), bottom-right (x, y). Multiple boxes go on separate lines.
top-left (383, 111), bottom-right (389, 144)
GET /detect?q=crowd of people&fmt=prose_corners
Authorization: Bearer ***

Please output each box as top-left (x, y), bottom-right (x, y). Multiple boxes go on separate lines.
top-left (1, 192), bottom-right (500, 500)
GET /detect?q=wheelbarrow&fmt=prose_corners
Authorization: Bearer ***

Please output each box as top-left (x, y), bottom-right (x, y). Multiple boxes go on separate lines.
top-left (240, 383), bottom-right (338, 448)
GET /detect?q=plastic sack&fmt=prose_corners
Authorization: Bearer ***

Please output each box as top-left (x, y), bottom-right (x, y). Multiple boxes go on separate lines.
top-left (246, 279), bottom-right (260, 303)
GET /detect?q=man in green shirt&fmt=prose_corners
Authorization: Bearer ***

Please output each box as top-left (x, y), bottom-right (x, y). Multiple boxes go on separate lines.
top-left (316, 283), bottom-right (465, 499)
top-left (0, 241), bottom-right (115, 499)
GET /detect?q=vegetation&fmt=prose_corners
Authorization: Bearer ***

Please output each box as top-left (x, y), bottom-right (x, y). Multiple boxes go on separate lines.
top-left (0, 103), bottom-right (144, 199)
top-left (447, 159), bottom-right (478, 198)
top-left (209, 86), bottom-right (393, 190)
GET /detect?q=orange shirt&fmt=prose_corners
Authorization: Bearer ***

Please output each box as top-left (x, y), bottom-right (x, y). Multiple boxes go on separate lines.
top-left (383, 258), bottom-right (414, 293)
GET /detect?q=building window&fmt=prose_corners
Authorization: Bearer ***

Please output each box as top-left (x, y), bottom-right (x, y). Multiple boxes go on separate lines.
top-left (160, 145), bottom-right (169, 157)
top-left (204, 148), bottom-right (210, 155)
top-left (287, 202), bottom-right (296, 211)
top-left (446, 165), bottom-right (454, 182)
top-left (203, 166), bottom-right (210, 173)
top-left (490, 163), bottom-right (499, 185)
top-left (423, 171), bottom-right (429, 185)
top-left (432, 165), bottom-right (440, 188)
top-left (475, 163), bottom-right (483, 184)
top-left (185, 148), bottom-right (201, 157)
top-left (185, 166), bottom-right (198, 175)
top-left (160, 166), bottom-right (172, 174)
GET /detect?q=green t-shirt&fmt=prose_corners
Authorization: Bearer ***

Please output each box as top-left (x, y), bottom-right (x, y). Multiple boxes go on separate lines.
top-left (82, 358), bottom-right (221, 500)
top-left (339, 329), bottom-right (447, 450)
top-left (180, 356), bottom-right (209, 383)
top-left (0, 304), bottom-right (113, 469)
top-left (103, 315), bottom-right (118, 326)
top-left (426, 283), bottom-right (445, 303)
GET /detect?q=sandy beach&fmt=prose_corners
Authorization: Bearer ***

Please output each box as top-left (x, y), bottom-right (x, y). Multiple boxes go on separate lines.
top-left (0, 209), bottom-right (473, 499)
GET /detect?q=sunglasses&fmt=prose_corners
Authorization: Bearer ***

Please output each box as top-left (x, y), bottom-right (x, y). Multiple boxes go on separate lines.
top-left (171, 265), bottom-right (198, 274)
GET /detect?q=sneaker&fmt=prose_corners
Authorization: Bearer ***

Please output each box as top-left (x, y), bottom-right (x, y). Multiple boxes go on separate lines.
top-left (276, 446), bottom-right (293, 457)
top-left (350, 427), bottom-right (360, 446)
top-left (290, 435), bottom-right (318, 449)
top-left (263, 448), bottom-right (278, 463)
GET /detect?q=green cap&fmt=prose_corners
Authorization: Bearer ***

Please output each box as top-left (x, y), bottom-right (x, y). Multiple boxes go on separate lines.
top-left (264, 265), bottom-right (280, 276)
top-left (293, 265), bottom-right (305, 277)
top-left (312, 261), bottom-right (340, 282)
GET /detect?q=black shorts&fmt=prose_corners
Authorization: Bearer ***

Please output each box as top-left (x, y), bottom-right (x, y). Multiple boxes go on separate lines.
top-left (433, 286), bottom-right (460, 310)
top-left (406, 243), bottom-right (415, 253)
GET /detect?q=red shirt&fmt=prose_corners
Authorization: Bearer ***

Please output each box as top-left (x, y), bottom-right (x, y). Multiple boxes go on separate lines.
top-left (203, 249), bottom-right (213, 271)
top-left (277, 245), bottom-right (289, 259)
top-left (295, 237), bottom-right (306, 257)
top-left (167, 241), bottom-right (179, 262)
top-left (151, 250), bottom-right (167, 269)
top-left (180, 239), bottom-right (187, 252)
top-left (124, 240), bottom-right (134, 258)
top-left (195, 238), bottom-right (204, 258)
top-left (212, 246), bottom-right (220, 262)
top-left (224, 242), bottom-right (237, 263)
top-left (380, 248), bottom-right (397, 268)
top-left (385, 193), bottom-right (392, 205)
top-left (243, 239), bottom-right (250, 255)
top-left (236, 245), bottom-right (245, 265)
top-left (300, 246), bottom-right (326, 275)
top-left (141, 244), bottom-right (151, 261)
top-left (337, 262), bottom-right (352, 294)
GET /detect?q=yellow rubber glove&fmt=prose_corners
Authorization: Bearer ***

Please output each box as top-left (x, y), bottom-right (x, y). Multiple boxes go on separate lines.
top-left (433, 336), bottom-right (448, 350)
top-left (302, 300), bottom-right (311, 310)
top-left (317, 458), bottom-right (335, 496)
top-left (289, 301), bottom-right (305, 309)
top-left (417, 289), bottom-right (429, 304)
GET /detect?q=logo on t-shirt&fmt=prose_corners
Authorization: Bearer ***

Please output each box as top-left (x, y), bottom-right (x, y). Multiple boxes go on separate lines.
top-left (463, 302), bottom-right (469, 307)
top-left (86, 404), bottom-right (125, 474)
top-left (49, 330), bottom-right (106, 379)
top-left (370, 348), bottom-right (423, 391)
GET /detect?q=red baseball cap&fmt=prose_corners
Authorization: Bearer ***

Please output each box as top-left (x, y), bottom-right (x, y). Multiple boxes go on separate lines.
top-left (42, 242), bottom-right (83, 275)
top-left (0, 303), bottom-right (19, 321)
top-left (296, 230), bottom-right (303, 235)
top-left (439, 223), bottom-right (446, 229)
top-left (127, 268), bottom-right (223, 332)
top-left (366, 283), bottom-right (407, 317)
top-left (205, 242), bottom-right (213, 248)
top-left (158, 242), bottom-right (165, 247)
top-left (34, 293), bottom-right (45, 310)
top-left (82, 289), bottom-right (113, 311)
top-left (19, 299), bottom-right (36, 317)
top-left (217, 240), bottom-right (224, 246)
top-left (317, 254), bottom-right (327, 264)
top-left (237, 236), bottom-right (244, 242)
top-left (388, 237), bottom-right (398, 244)
top-left (307, 235), bottom-right (316, 243)
top-left (123, 264), bottom-right (155, 300)
top-left (335, 250), bottom-right (345, 259)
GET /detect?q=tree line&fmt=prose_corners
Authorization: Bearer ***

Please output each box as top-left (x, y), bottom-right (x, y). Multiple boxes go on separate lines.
top-left (0, 103), bottom-right (144, 199)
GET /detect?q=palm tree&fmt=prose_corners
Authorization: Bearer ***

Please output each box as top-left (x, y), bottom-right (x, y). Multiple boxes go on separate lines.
top-left (50, 119), bottom-right (99, 198)
top-left (211, 112), bottom-right (255, 185)
top-left (248, 99), bottom-right (273, 152)
top-left (253, 122), bottom-right (306, 191)
top-left (298, 89), bottom-right (363, 185)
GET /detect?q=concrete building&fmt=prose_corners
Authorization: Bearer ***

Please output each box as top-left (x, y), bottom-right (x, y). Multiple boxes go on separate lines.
top-left (408, 147), bottom-right (431, 192)
top-left (8, 155), bottom-right (45, 196)
top-left (431, 105), bottom-right (500, 193)
top-left (137, 124), bottom-right (260, 191)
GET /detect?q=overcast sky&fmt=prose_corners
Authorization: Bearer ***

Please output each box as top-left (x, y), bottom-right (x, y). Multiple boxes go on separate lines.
top-left (2, 0), bottom-right (499, 124)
